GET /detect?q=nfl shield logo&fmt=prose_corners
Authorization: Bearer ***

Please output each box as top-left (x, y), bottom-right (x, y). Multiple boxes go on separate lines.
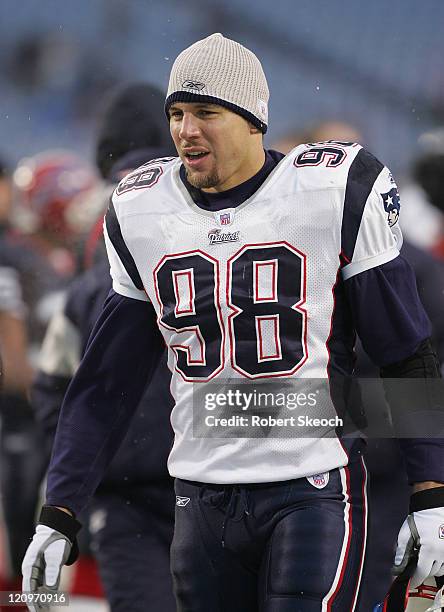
top-left (306, 472), bottom-right (330, 489)
top-left (214, 208), bottom-right (235, 227)
top-left (439, 524), bottom-right (444, 539)
top-left (313, 474), bottom-right (326, 487)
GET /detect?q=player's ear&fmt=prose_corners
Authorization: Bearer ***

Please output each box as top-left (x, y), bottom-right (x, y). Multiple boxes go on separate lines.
top-left (249, 123), bottom-right (262, 135)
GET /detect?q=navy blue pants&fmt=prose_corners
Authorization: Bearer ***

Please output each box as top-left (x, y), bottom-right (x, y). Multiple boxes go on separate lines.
top-left (357, 439), bottom-right (409, 610)
top-left (89, 481), bottom-right (176, 612)
top-left (171, 445), bottom-right (367, 611)
top-left (0, 395), bottom-right (49, 578)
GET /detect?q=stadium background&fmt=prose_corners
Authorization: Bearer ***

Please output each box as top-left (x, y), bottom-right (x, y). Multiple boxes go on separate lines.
top-left (1, 0), bottom-right (443, 174)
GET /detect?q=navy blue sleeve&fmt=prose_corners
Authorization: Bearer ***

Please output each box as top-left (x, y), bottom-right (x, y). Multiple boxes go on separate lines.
top-left (398, 439), bottom-right (444, 484)
top-left (401, 241), bottom-right (444, 366)
top-left (46, 290), bottom-right (165, 514)
top-left (345, 258), bottom-right (444, 484)
top-left (344, 255), bottom-right (431, 367)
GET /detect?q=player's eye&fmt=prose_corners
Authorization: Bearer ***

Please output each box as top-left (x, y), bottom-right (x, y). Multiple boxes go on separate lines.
top-left (169, 110), bottom-right (182, 119)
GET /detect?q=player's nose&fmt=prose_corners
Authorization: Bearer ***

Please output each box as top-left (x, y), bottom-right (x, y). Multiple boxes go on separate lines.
top-left (178, 112), bottom-right (201, 140)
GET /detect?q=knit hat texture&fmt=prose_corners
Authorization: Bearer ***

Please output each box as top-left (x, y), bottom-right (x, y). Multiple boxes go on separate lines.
top-left (165, 33), bottom-right (269, 133)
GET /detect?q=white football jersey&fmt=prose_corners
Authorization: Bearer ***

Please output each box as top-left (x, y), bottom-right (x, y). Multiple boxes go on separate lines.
top-left (104, 142), bottom-right (401, 484)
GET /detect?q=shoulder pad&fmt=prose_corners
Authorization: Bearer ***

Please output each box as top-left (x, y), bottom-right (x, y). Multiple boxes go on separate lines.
top-left (113, 157), bottom-right (177, 201)
top-left (289, 141), bottom-right (363, 191)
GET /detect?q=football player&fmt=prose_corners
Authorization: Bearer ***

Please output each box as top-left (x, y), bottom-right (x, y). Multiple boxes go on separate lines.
top-left (22, 34), bottom-right (444, 611)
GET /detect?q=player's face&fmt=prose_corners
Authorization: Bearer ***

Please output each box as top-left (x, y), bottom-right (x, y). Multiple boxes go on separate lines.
top-left (169, 102), bottom-right (264, 192)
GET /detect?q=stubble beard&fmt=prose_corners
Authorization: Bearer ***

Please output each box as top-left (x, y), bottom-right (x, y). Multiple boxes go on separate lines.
top-left (186, 168), bottom-right (220, 190)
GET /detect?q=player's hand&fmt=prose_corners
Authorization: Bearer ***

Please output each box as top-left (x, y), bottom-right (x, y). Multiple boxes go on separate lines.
top-left (393, 507), bottom-right (444, 589)
top-left (21, 524), bottom-right (71, 610)
top-left (21, 506), bottom-right (81, 611)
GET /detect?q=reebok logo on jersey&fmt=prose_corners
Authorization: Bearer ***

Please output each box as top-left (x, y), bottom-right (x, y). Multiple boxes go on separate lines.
top-left (208, 229), bottom-right (240, 245)
top-left (439, 524), bottom-right (444, 539)
top-left (176, 496), bottom-right (191, 507)
top-left (306, 473), bottom-right (329, 489)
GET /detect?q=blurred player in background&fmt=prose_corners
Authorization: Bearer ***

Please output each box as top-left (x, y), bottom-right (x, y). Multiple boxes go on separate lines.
top-left (272, 120), bottom-right (363, 155)
top-left (397, 128), bottom-right (444, 259)
top-left (22, 35), bottom-right (444, 611)
top-left (0, 157), bottom-right (34, 396)
top-left (31, 82), bottom-right (177, 611)
top-left (0, 153), bottom-right (91, 604)
top-left (410, 130), bottom-right (444, 261)
top-left (0, 163), bottom-right (35, 602)
top-left (12, 151), bottom-right (98, 281)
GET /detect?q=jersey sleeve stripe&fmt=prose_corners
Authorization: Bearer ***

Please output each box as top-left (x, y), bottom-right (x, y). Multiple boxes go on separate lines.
top-left (111, 279), bottom-right (148, 301)
top-left (341, 149), bottom-right (384, 263)
top-left (341, 246), bottom-right (399, 281)
top-left (105, 197), bottom-right (144, 291)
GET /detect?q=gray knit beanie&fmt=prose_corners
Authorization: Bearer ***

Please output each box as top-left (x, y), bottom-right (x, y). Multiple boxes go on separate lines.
top-left (165, 33), bottom-right (269, 133)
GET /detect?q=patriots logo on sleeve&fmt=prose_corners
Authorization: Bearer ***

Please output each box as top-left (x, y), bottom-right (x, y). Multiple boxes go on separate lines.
top-left (381, 187), bottom-right (400, 227)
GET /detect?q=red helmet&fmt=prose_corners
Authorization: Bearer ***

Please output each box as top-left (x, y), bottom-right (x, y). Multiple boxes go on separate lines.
top-left (407, 579), bottom-right (444, 611)
top-left (376, 576), bottom-right (444, 611)
top-left (13, 150), bottom-right (97, 242)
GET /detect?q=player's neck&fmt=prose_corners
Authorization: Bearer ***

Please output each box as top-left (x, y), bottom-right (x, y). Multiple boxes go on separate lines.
top-left (202, 148), bottom-right (266, 194)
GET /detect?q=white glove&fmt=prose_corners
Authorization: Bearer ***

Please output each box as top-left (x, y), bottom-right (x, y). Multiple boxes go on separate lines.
top-left (21, 506), bottom-right (81, 612)
top-left (393, 508), bottom-right (444, 588)
top-left (21, 524), bottom-right (72, 611)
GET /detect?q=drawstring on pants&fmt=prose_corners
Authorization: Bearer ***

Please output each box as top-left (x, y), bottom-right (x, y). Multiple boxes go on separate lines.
top-left (219, 486), bottom-right (252, 548)
top-left (198, 484), bottom-right (253, 547)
